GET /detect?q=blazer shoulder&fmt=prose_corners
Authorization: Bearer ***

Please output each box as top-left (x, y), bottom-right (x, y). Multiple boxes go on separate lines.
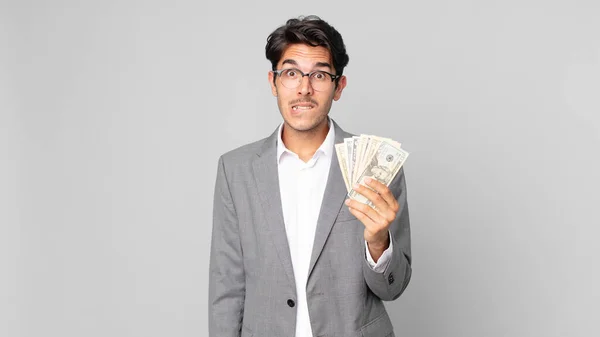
top-left (218, 136), bottom-right (268, 169)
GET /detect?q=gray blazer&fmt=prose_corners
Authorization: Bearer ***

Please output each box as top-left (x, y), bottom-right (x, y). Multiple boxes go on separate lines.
top-left (209, 120), bottom-right (412, 337)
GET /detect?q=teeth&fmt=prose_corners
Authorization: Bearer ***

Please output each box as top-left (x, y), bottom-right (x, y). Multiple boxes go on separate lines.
top-left (293, 106), bottom-right (313, 110)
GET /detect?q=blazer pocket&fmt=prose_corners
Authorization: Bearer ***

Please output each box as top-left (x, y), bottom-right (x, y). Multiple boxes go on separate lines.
top-left (241, 325), bottom-right (254, 337)
top-left (335, 207), bottom-right (357, 222)
top-left (360, 312), bottom-right (394, 337)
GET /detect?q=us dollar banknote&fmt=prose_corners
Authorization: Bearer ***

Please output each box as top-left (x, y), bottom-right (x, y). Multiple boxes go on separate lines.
top-left (348, 140), bottom-right (409, 207)
top-left (335, 143), bottom-right (351, 192)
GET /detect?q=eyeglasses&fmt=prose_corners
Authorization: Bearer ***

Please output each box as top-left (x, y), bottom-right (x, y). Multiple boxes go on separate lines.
top-left (272, 68), bottom-right (340, 91)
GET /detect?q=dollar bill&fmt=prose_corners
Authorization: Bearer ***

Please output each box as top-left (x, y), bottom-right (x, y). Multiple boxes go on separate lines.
top-left (348, 140), bottom-right (409, 207)
top-left (350, 136), bottom-right (360, 184)
top-left (344, 138), bottom-right (354, 184)
top-left (335, 143), bottom-right (351, 192)
top-left (354, 135), bottom-right (368, 183)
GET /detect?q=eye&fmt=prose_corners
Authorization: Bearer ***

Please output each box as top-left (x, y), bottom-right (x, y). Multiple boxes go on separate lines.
top-left (284, 69), bottom-right (298, 78)
top-left (312, 71), bottom-right (327, 81)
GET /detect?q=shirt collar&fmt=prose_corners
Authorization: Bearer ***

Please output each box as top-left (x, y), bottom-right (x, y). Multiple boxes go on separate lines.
top-left (276, 117), bottom-right (335, 162)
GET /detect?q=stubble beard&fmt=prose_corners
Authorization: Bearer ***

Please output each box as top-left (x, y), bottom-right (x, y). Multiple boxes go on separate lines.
top-left (283, 111), bottom-right (328, 135)
top-left (276, 90), bottom-right (332, 136)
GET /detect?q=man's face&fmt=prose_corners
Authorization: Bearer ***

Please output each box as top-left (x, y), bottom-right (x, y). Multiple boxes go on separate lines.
top-left (268, 44), bottom-right (347, 133)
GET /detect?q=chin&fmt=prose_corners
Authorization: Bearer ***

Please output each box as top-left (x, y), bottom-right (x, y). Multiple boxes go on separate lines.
top-left (285, 115), bottom-right (327, 133)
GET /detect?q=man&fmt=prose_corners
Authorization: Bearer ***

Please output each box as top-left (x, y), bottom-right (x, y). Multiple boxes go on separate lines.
top-left (209, 15), bottom-right (412, 337)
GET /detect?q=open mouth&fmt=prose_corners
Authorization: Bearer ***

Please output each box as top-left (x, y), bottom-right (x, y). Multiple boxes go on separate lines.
top-left (292, 105), bottom-right (315, 111)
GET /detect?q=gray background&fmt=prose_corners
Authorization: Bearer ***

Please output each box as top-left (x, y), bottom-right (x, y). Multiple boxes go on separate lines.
top-left (2, 0), bottom-right (599, 336)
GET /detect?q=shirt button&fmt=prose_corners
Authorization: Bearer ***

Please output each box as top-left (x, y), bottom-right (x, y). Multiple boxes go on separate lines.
top-left (287, 299), bottom-right (295, 307)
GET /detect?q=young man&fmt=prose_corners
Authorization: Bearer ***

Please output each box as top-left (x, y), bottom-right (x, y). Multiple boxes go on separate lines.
top-left (209, 15), bottom-right (412, 337)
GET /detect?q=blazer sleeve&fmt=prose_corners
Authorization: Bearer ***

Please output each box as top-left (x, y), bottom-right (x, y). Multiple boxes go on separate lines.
top-left (209, 156), bottom-right (245, 337)
top-left (362, 167), bottom-right (412, 301)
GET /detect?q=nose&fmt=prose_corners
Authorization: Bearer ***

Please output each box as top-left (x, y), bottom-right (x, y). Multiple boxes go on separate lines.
top-left (297, 75), bottom-right (313, 96)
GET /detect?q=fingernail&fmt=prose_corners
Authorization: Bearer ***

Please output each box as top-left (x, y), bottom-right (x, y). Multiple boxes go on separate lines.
top-left (353, 183), bottom-right (360, 189)
top-left (345, 199), bottom-right (350, 205)
top-left (365, 177), bottom-right (372, 183)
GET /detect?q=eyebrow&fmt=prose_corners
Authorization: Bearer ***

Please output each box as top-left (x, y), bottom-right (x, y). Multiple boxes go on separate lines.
top-left (281, 59), bottom-right (333, 70)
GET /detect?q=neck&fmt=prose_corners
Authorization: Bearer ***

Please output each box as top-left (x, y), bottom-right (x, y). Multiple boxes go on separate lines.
top-left (282, 119), bottom-right (329, 162)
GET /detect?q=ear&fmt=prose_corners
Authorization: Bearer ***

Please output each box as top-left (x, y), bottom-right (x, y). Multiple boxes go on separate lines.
top-left (333, 75), bottom-right (347, 101)
top-left (268, 71), bottom-right (278, 97)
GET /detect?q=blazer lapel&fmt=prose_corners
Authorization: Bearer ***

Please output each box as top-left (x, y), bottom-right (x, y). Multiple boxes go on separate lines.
top-left (252, 120), bottom-right (354, 287)
top-left (252, 128), bottom-right (296, 288)
top-left (307, 120), bottom-right (353, 280)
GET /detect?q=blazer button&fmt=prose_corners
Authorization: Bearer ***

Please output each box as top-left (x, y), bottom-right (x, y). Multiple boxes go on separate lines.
top-left (287, 299), bottom-right (295, 307)
top-left (388, 273), bottom-right (395, 285)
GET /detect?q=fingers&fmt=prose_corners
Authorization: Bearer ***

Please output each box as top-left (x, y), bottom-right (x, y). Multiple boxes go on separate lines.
top-left (345, 198), bottom-right (386, 225)
top-left (346, 200), bottom-right (390, 244)
top-left (352, 181), bottom-right (385, 210)
top-left (351, 180), bottom-right (397, 222)
top-left (363, 177), bottom-right (399, 213)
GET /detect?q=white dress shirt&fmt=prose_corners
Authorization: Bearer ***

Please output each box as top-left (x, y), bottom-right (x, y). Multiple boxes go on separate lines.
top-left (276, 118), bottom-right (393, 337)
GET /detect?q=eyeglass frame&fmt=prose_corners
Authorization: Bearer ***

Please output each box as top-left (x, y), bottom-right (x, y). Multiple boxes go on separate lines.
top-left (271, 68), bottom-right (341, 90)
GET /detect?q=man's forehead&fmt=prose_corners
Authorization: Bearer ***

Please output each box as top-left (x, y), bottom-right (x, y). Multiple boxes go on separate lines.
top-left (279, 44), bottom-right (332, 67)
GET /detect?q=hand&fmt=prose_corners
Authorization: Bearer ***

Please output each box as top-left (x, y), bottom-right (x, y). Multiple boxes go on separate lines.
top-left (345, 177), bottom-right (400, 259)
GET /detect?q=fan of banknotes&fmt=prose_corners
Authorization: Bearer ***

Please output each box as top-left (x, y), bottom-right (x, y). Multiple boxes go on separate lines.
top-left (335, 135), bottom-right (409, 207)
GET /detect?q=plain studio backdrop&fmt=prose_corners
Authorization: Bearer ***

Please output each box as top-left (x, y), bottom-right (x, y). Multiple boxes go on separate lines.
top-left (1, 0), bottom-right (599, 336)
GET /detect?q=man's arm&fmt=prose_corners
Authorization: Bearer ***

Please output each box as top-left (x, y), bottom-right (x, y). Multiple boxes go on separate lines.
top-left (365, 231), bottom-right (393, 272)
top-left (347, 168), bottom-right (412, 301)
top-left (209, 156), bottom-right (245, 337)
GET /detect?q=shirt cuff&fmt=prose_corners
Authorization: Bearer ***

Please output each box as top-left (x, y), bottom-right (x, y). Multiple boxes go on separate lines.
top-left (365, 230), bottom-right (394, 273)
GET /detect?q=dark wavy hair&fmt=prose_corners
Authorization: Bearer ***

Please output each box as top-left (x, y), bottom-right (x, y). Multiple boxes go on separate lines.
top-left (265, 15), bottom-right (349, 83)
